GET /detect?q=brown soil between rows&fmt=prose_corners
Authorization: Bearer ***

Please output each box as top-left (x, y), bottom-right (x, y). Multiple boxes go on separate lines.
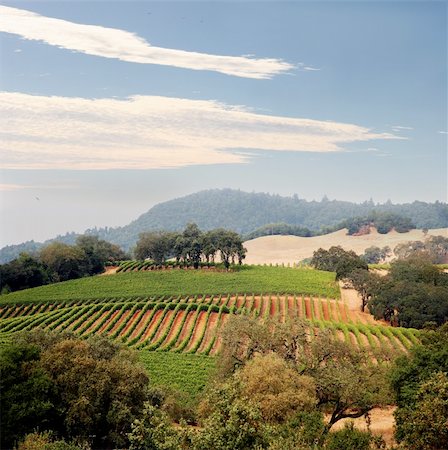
top-left (210, 314), bottom-right (228, 356)
top-left (161, 310), bottom-right (187, 348)
top-left (198, 312), bottom-right (219, 353)
top-left (185, 311), bottom-right (207, 352)
top-left (119, 309), bottom-right (142, 337)
top-left (139, 309), bottom-right (164, 343)
top-left (304, 297), bottom-right (312, 320)
top-left (129, 310), bottom-right (154, 340)
top-left (150, 310), bottom-right (175, 343)
top-left (174, 311), bottom-right (197, 348)
top-left (107, 310), bottom-right (131, 335)
top-left (321, 301), bottom-right (330, 321)
top-left (252, 296), bottom-right (262, 314)
top-left (99, 310), bottom-right (120, 334)
top-left (83, 311), bottom-right (110, 335)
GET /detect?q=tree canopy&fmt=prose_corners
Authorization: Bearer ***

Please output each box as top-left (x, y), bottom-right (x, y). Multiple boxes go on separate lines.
top-left (310, 246), bottom-right (368, 280)
top-left (0, 331), bottom-right (150, 449)
top-left (134, 224), bottom-right (246, 269)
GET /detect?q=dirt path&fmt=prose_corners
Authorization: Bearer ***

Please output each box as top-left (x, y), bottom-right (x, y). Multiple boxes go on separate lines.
top-left (339, 281), bottom-right (388, 326)
top-left (100, 266), bottom-right (118, 275)
top-left (330, 406), bottom-right (396, 447)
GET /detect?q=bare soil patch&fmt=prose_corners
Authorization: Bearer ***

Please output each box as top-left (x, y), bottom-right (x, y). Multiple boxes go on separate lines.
top-left (330, 406), bottom-right (396, 448)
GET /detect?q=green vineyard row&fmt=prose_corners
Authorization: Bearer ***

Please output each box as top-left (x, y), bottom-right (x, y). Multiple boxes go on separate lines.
top-left (0, 294), bottom-right (419, 356)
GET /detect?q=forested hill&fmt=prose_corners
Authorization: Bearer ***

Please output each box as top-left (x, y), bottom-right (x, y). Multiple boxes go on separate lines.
top-left (1, 189), bottom-right (447, 262)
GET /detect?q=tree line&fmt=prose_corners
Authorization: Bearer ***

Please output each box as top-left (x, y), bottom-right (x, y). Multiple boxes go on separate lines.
top-left (0, 236), bottom-right (127, 294)
top-left (311, 237), bottom-right (448, 329)
top-left (134, 223), bottom-right (246, 269)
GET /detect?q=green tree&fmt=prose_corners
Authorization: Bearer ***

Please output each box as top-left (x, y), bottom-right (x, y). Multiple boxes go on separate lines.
top-left (194, 379), bottom-right (267, 450)
top-left (40, 242), bottom-right (86, 281)
top-left (394, 372), bottom-right (448, 450)
top-left (0, 253), bottom-right (53, 293)
top-left (347, 269), bottom-right (382, 312)
top-left (134, 231), bottom-right (179, 264)
top-left (7, 331), bottom-right (151, 449)
top-left (361, 246), bottom-right (391, 264)
top-left (311, 246), bottom-right (368, 279)
top-left (76, 235), bottom-right (126, 274)
top-left (128, 404), bottom-right (183, 450)
top-left (217, 316), bottom-right (389, 437)
top-left (0, 343), bottom-right (54, 449)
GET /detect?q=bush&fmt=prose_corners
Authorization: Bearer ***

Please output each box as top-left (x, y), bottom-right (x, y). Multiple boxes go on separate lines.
top-left (325, 422), bottom-right (385, 450)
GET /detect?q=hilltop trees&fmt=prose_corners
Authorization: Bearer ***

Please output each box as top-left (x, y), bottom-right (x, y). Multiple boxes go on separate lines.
top-left (134, 224), bottom-right (246, 269)
top-left (0, 253), bottom-right (53, 294)
top-left (0, 236), bottom-right (127, 293)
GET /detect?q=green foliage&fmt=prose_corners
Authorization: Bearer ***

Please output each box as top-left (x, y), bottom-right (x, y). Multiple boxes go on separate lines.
top-left (361, 246), bottom-right (391, 264)
top-left (343, 211), bottom-right (415, 235)
top-left (368, 258), bottom-right (448, 328)
top-left (0, 266), bottom-right (340, 304)
top-left (245, 222), bottom-right (315, 240)
top-left (311, 246), bottom-right (368, 280)
top-left (139, 352), bottom-right (216, 401)
top-left (0, 342), bottom-right (54, 449)
top-left (394, 235), bottom-right (448, 263)
top-left (134, 231), bottom-right (179, 264)
top-left (194, 379), bottom-right (268, 450)
top-left (390, 324), bottom-right (448, 408)
top-left (217, 315), bottom-right (390, 433)
top-left (16, 432), bottom-right (83, 450)
top-left (0, 253), bottom-right (53, 293)
top-left (394, 372), bottom-right (448, 450)
top-left (128, 404), bottom-right (184, 450)
top-left (325, 422), bottom-right (385, 450)
top-left (1, 330), bottom-right (150, 449)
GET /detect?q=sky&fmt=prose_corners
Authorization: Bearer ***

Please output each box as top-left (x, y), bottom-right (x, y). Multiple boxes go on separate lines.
top-left (0, 0), bottom-right (447, 247)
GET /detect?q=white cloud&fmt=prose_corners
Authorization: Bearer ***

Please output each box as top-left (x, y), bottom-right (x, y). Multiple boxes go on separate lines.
top-left (390, 125), bottom-right (413, 131)
top-left (0, 92), bottom-right (402, 170)
top-left (439, 131), bottom-right (448, 134)
top-left (0, 5), bottom-right (294, 79)
top-left (0, 184), bottom-right (30, 191)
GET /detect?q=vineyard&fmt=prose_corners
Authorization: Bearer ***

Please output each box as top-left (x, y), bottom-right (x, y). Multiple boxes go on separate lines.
top-left (0, 266), bottom-right (340, 304)
top-left (0, 292), bottom-right (419, 357)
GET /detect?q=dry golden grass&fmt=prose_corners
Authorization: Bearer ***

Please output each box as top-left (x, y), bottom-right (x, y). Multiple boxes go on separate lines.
top-left (244, 227), bottom-right (448, 265)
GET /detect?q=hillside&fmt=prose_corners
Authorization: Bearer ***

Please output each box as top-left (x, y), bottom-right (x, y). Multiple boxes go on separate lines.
top-left (244, 227), bottom-right (448, 264)
top-left (1, 189), bottom-right (447, 262)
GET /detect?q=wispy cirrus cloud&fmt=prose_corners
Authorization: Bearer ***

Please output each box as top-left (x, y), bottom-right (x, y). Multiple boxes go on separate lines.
top-left (0, 184), bottom-right (30, 191)
top-left (390, 125), bottom-right (413, 132)
top-left (0, 92), bottom-right (402, 170)
top-left (0, 5), bottom-right (294, 79)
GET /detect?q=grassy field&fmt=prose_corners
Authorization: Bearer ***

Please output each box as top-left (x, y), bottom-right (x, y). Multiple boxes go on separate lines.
top-left (0, 266), bottom-right (339, 304)
top-left (140, 351), bottom-right (216, 400)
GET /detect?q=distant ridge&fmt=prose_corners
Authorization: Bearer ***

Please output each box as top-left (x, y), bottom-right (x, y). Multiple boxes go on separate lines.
top-left (1, 189), bottom-right (447, 263)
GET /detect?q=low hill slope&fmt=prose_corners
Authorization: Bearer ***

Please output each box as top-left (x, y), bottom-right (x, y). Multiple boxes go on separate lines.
top-left (244, 227), bottom-right (448, 264)
top-left (2, 189), bottom-right (447, 262)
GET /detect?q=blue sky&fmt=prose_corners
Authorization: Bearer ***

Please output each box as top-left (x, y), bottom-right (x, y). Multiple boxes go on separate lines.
top-left (0, 1), bottom-right (446, 247)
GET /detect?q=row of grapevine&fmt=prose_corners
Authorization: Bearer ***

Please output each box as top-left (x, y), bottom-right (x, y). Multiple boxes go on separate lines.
top-left (0, 295), bottom-right (420, 356)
